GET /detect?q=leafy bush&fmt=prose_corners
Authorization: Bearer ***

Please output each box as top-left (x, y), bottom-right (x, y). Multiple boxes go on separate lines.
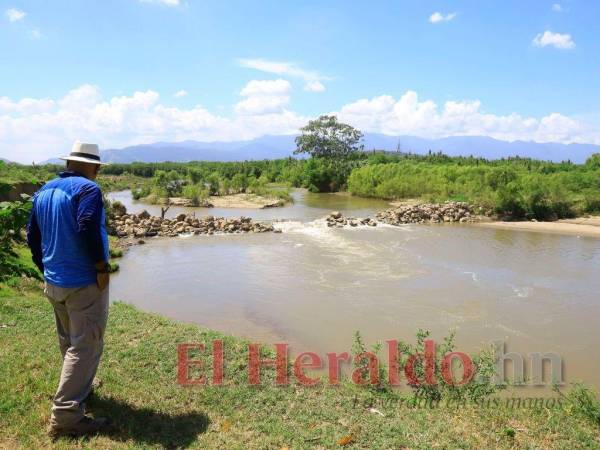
top-left (352, 329), bottom-right (501, 402)
top-left (153, 170), bottom-right (186, 198)
top-left (230, 173), bottom-right (249, 193)
top-left (132, 184), bottom-right (152, 200)
top-left (302, 157), bottom-right (363, 192)
top-left (348, 159), bottom-right (600, 220)
top-left (586, 153), bottom-right (600, 169)
top-left (182, 184), bottom-right (209, 206)
top-left (0, 160), bottom-right (60, 186)
top-left (557, 383), bottom-right (600, 425)
top-left (0, 197), bottom-right (41, 282)
top-left (395, 329), bottom-right (501, 402)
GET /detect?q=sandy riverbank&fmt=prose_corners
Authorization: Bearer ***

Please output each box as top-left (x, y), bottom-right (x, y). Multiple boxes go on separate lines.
top-left (476, 216), bottom-right (600, 237)
top-left (208, 193), bottom-right (283, 209)
top-left (156, 193), bottom-right (284, 209)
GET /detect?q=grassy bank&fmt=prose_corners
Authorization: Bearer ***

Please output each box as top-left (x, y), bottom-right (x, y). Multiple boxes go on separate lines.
top-left (2, 275), bottom-right (600, 449)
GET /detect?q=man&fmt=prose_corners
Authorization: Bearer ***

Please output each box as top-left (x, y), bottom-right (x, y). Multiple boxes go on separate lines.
top-left (27, 141), bottom-right (111, 438)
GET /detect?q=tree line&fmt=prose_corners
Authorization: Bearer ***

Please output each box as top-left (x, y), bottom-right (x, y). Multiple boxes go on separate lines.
top-left (3, 115), bottom-right (600, 220)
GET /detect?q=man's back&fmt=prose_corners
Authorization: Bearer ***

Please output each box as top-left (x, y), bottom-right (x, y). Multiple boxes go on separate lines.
top-left (28, 143), bottom-right (112, 438)
top-left (29, 171), bottom-right (109, 288)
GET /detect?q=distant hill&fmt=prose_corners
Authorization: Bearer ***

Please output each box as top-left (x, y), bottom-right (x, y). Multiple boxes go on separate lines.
top-left (101, 135), bottom-right (299, 163)
top-left (41, 134), bottom-right (600, 164)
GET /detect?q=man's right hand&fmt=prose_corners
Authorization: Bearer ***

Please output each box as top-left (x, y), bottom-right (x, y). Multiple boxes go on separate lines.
top-left (97, 272), bottom-right (109, 290)
top-left (95, 261), bottom-right (110, 290)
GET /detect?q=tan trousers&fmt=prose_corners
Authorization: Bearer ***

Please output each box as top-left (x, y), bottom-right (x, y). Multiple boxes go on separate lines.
top-left (44, 281), bottom-right (109, 427)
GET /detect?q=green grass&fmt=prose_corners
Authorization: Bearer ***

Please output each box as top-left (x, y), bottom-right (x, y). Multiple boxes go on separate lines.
top-left (109, 247), bottom-right (123, 259)
top-left (1, 279), bottom-right (600, 449)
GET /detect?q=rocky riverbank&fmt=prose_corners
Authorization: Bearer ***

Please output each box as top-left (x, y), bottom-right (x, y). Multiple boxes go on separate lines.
top-left (376, 201), bottom-right (485, 225)
top-left (325, 211), bottom-right (378, 227)
top-left (107, 199), bottom-right (492, 241)
top-left (109, 208), bottom-right (276, 239)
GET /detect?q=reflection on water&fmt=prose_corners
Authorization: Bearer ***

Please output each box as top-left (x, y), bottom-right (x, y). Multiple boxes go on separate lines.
top-left (108, 190), bottom-right (600, 388)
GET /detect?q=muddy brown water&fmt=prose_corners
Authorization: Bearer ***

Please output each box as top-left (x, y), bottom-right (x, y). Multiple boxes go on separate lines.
top-left (108, 190), bottom-right (600, 389)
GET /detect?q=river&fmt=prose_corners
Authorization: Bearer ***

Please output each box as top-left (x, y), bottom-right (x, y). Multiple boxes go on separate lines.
top-left (108, 189), bottom-right (600, 389)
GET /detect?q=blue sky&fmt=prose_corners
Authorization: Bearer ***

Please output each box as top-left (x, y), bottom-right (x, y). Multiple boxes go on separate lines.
top-left (1, 0), bottom-right (599, 162)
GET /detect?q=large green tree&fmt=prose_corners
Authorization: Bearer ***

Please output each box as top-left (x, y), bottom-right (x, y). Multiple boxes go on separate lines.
top-left (294, 115), bottom-right (364, 159)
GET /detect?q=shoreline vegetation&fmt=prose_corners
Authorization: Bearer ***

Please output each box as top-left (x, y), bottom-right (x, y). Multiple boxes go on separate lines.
top-left (7, 152), bottom-right (600, 222)
top-left (93, 150), bottom-right (600, 224)
top-left (3, 150), bottom-right (600, 241)
top-left (129, 168), bottom-right (293, 209)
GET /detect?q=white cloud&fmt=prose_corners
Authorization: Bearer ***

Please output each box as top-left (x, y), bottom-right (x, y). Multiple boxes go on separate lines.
top-left (429, 11), bottom-right (457, 24)
top-left (335, 91), bottom-right (598, 145)
top-left (552, 3), bottom-right (563, 12)
top-left (235, 79), bottom-right (291, 115)
top-left (174, 90), bottom-right (188, 98)
top-left (237, 58), bottom-right (329, 92)
top-left (0, 97), bottom-right (55, 114)
top-left (5, 8), bottom-right (26, 22)
top-left (532, 31), bottom-right (575, 49)
top-left (1, 85), bottom-right (598, 163)
top-left (139, 0), bottom-right (180, 6)
top-left (58, 84), bottom-right (103, 110)
top-left (30, 28), bottom-right (43, 39)
top-left (304, 81), bottom-right (325, 92)
top-left (0, 84), bottom-right (307, 163)
top-left (239, 79), bottom-right (290, 97)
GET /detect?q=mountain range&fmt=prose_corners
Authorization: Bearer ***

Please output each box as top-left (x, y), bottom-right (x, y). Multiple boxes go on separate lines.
top-left (42, 133), bottom-right (600, 164)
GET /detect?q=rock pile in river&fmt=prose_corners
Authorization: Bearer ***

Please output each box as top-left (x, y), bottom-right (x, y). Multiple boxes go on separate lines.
top-left (111, 210), bottom-right (275, 238)
top-left (325, 211), bottom-right (378, 227)
top-left (376, 202), bottom-right (477, 225)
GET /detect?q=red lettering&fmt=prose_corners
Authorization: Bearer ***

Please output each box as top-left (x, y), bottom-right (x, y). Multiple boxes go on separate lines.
top-left (293, 352), bottom-right (322, 386)
top-left (327, 352), bottom-right (350, 385)
top-left (352, 352), bottom-right (380, 386)
top-left (177, 343), bottom-right (205, 386)
top-left (248, 343), bottom-right (288, 385)
top-left (404, 339), bottom-right (436, 386)
top-left (212, 340), bottom-right (224, 386)
top-left (386, 339), bottom-right (401, 386)
top-left (441, 351), bottom-right (474, 386)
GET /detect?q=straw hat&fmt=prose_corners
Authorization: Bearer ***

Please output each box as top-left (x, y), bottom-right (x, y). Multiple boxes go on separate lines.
top-left (59, 141), bottom-right (107, 165)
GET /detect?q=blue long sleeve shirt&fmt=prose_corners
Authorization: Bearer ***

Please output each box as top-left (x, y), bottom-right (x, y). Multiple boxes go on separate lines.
top-left (26, 171), bottom-right (109, 288)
